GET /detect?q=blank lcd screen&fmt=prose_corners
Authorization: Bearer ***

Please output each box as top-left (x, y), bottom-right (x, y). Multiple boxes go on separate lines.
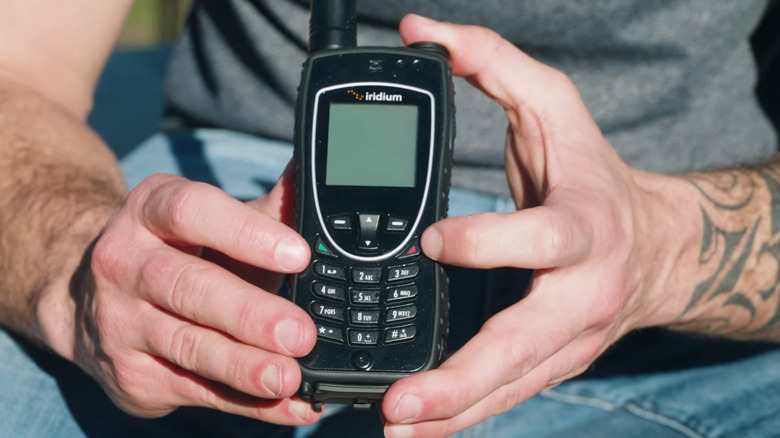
top-left (325, 103), bottom-right (419, 187)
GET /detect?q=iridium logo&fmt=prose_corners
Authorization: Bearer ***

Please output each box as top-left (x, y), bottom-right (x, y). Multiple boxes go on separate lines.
top-left (347, 89), bottom-right (403, 102)
top-left (347, 89), bottom-right (364, 100)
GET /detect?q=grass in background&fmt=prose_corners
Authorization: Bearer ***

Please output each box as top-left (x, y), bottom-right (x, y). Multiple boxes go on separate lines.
top-left (119, 0), bottom-right (192, 47)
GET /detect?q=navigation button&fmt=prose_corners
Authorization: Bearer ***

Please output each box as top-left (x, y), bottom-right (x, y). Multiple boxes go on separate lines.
top-left (357, 238), bottom-right (380, 252)
top-left (357, 214), bottom-right (380, 252)
top-left (359, 214), bottom-right (380, 232)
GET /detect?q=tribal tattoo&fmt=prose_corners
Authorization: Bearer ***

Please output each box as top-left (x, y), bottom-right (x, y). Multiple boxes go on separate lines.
top-left (678, 167), bottom-right (780, 338)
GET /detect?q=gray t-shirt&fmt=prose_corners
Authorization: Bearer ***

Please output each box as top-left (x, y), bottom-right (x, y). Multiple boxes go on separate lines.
top-left (164, 0), bottom-right (777, 197)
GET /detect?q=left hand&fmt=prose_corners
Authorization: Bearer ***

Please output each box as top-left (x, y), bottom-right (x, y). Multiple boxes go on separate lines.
top-left (383, 15), bottom-right (687, 437)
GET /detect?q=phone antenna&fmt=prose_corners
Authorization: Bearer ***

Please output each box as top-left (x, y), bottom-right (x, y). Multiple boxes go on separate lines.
top-left (309, 0), bottom-right (357, 53)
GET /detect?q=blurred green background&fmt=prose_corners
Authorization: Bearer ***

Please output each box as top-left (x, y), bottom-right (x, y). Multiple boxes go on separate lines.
top-left (119, 0), bottom-right (192, 47)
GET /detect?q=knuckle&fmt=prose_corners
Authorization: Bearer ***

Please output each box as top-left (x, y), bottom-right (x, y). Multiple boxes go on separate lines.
top-left (233, 215), bottom-right (270, 256)
top-left (140, 252), bottom-right (208, 317)
top-left (167, 262), bottom-right (208, 317)
top-left (110, 358), bottom-right (166, 416)
top-left (163, 183), bottom-right (196, 233)
top-left (482, 321), bottom-right (539, 376)
top-left (91, 231), bottom-right (127, 283)
top-left (235, 299), bottom-right (266, 343)
top-left (493, 385), bottom-right (522, 416)
top-left (126, 174), bottom-right (178, 216)
top-left (549, 69), bottom-right (576, 93)
top-left (455, 220), bottom-right (489, 265)
top-left (591, 278), bottom-right (628, 329)
top-left (538, 214), bottom-right (574, 264)
top-left (223, 350), bottom-right (248, 390)
top-left (168, 325), bottom-right (202, 371)
top-left (138, 252), bottom-right (168, 290)
top-left (545, 69), bottom-right (580, 104)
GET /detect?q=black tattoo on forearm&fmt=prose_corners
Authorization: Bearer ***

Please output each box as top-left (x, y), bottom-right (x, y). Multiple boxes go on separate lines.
top-left (681, 169), bottom-right (780, 336)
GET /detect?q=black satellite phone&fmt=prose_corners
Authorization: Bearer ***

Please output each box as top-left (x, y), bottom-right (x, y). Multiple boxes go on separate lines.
top-left (289, 0), bottom-right (454, 409)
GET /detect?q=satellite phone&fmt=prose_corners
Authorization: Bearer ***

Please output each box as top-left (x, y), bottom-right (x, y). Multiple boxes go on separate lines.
top-left (289, 0), bottom-right (455, 409)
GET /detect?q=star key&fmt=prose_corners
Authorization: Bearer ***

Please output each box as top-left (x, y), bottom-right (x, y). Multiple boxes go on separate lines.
top-left (316, 324), bottom-right (344, 343)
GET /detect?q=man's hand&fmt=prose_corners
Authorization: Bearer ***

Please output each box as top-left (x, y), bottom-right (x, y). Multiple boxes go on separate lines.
top-left (383, 15), bottom-right (691, 437)
top-left (69, 166), bottom-right (322, 425)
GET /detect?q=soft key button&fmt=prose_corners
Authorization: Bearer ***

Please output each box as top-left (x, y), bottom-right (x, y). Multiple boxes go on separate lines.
top-left (386, 217), bottom-right (408, 232)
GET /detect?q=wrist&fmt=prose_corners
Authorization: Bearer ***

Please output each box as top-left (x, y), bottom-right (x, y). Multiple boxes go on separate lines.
top-left (35, 206), bottom-right (115, 361)
top-left (629, 169), bottom-right (704, 328)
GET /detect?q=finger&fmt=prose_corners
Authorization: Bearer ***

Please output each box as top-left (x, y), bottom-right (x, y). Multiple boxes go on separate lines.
top-left (399, 14), bottom-right (590, 120)
top-left (163, 364), bottom-right (322, 425)
top-left (137, 246), bottom-right (316, 357)
top-left (136, 174), bottom-right (309, 273)
top-left (382, 278), bottom-right (591, 424)
top-left (140, 309), bottom-right (302, 400)
top-left (247, 160), bottom-right (297, 228)
top-left (383, 337), bottom-right (594, 438)
top-left (421, 207), bottom-right (591, 269)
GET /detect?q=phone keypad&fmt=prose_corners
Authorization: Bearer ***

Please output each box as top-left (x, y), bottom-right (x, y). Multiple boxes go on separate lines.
top-left (308, 232), bottom-right (421, 346)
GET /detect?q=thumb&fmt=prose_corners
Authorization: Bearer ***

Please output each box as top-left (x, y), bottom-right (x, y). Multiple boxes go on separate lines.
top-left (399, 14), bottom-right (592, 124)
top-left (247, 160), bottom-right (296, 227)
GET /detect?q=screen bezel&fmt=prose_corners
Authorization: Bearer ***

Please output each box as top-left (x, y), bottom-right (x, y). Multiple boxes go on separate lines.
top-left (311, 83), bottom-right (435, 262)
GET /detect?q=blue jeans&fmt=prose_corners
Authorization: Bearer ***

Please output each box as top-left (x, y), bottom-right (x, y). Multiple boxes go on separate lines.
top-left (2, 130), bottom-right (780, 438)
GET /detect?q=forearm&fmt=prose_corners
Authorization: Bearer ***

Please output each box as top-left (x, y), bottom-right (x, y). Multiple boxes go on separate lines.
top-left (0, 77), bottom-right (125, 355)
top-left (640, 155), bottom-right (780, 340)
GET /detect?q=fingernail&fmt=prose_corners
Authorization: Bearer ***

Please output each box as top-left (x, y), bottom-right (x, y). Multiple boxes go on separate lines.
top-left (394, 394), bottom-right (422, 423)
top-left (275, 318), bottom-right (304, 355)
top-left (408, 13), bottom-right (435, 24)
top-left (385, 424), bottom-right (416, 438)
top-left (260, 364), bottom-right (282, 397)
top-left (421, 228), bottom-right (443, 260)
top-left (290, 400), bottom-right (314, 423)
top-left (275, 237), bottom-right (308, 272)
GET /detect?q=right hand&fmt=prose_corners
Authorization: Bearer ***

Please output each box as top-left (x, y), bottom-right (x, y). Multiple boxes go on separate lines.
top-left (70, 168), bottom-right (322, 424)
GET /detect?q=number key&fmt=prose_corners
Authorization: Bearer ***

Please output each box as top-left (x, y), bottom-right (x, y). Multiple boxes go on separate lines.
top-left (314, 262), bottom-right (346, 281)
top-left (387, 264), bottom-right (419, 282)
top-left (349, 329), bottom-right (379, 346)
top-left (350, 289), bottom-right (381, 305)
top-left (352, 268), bottom-right (382, 284)
top-left (310, 302), bottom-right (344, 322)
top-left (350, 309), bottom-right (380, 325)
top-left (385, 305), bottom-right (417, 323)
